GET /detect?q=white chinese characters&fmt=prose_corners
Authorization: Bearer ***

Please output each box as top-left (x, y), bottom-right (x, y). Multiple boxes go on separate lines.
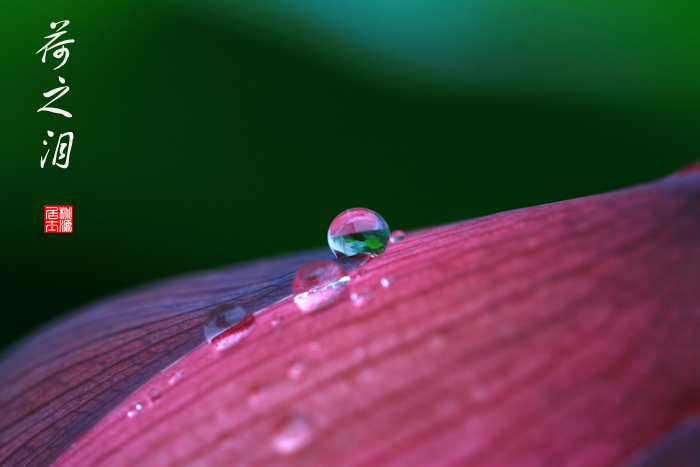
top-left (38, 21), bottom-right (74, 169)
top-left (36, 20), bottom-right (74, 70)
top-left (41, 130), bottom-right (74, 169)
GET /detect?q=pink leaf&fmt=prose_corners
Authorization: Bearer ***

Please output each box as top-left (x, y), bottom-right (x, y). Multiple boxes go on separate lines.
top-left (1, 166), bottom-right (699, 466)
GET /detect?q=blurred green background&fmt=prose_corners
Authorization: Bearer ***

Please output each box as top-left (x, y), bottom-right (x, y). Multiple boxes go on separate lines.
top-left (2, 0), bottom-right (699, 352)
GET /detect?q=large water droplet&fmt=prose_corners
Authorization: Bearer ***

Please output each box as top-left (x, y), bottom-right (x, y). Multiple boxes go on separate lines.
top-left (327, 208), bottom-right (390, 258)
top-left (292, 260), bottom-right (350, 313)
top-left (203, 305), bottom-right (256, 350)
top-left (272, 416), bottom-right (314, 455)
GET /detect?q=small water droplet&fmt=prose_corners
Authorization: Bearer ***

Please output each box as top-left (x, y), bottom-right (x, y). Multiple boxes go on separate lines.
top-left (293, 260), bottom-right (350, 313)
top-left (390, 230), bottom-right (406, 242)
top-left (147, 389), bottom-right (162, 406)
top-left (203, 305), bottom-right (256, 350)
top-left (127, 402), bottom-right (144, 418)
top-left (167, 370), bottom-right (183, 385)
top-left (327, 208), bottom-right (390, 258)
top-left (350, 286), bottom-right (374, 306)
top-left (287, 361), bottom-right (306, 382)
top-left (272, 416), bottom-right (314, 455)
top-left (247, 383), bottom-right (268, 407)
top-left (380, 276), bottom-right (393, 288)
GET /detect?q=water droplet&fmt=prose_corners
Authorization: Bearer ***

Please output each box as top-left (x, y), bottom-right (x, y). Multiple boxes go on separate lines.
top-left (272, 415), bottom-right (314, 455)
top-left (127, 402), bottom-right (144, 418)
top-left (167, 370), bottom-right (183, 385)
top-left (350, 286), bottom-right (374, 306)
top-left (390, 230), bottom-right (405, 242)
top-left (327, 208), bottom-right (390, 258)
top-left (203, 305), bottom-right (256, 350)
top-left (287, 361), bottom-right (306, 381)
top-left (247, 383), bottom-right (268, 407)
top-left (293, 260), bottom-right (350, 313)
top-left (147, 389), bottom-right (162, 406)
top-left (380, 276), bottom-right (393, 288)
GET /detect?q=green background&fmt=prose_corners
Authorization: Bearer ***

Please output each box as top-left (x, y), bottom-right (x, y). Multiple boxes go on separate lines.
top-left (2, 0), bottom-right (698, 352)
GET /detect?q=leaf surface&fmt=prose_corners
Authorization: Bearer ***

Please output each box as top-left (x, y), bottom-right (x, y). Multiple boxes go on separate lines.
top-left (2, 167), bottom-right (700, 466)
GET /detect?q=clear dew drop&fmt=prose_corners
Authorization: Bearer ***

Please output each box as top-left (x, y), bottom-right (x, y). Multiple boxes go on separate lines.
top-left (292, 260), bottom-right (350, 313)
top-left (203, 305), bottom-right (256, 350)
top-left (272, 415), bottom-right (314, 455)
top-left (390, 230), bottom-right (406, 243)
top-left (327, 208), bottom-right (390, 258)
top-left (380, 276), bottom-right (393, 288)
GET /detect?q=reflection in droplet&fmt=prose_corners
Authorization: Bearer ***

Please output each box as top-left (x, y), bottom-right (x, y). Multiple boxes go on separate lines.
top-left (380, 276), bottom-right (393, 288)
top-left (390, 230), bottom-right (406, 242)
top-left (293, 260), bottom-right (350, 313)
top-left (327, 208), bottom-right (390, 258)
top-left (203, 305), bottom-right (256, 350)
top-left (272, 416), bottom-right (314, 455)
